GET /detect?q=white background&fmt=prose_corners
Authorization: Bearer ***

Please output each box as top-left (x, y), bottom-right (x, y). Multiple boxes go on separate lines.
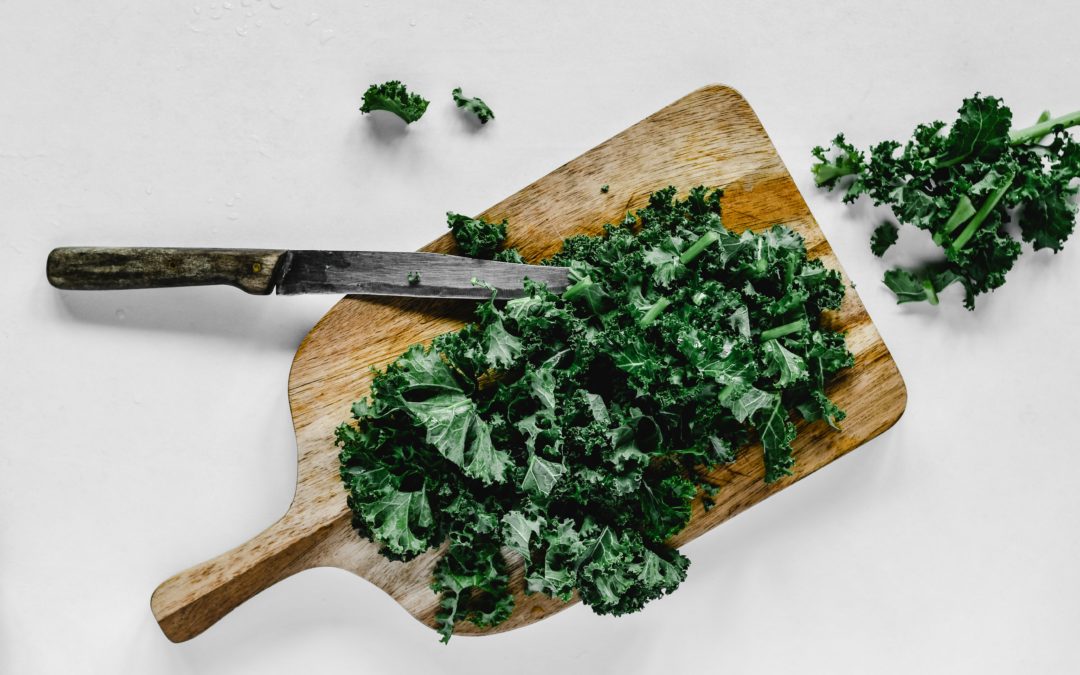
top-left (3, 1), bottom-right (1079, 673)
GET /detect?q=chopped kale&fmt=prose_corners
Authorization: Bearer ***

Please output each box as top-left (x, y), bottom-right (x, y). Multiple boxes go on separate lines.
top-left (338, 186), bottom-right (852, 641)
top-left (447, 212), bottom-right (508, 259)
top-left (452, 87), bottom-right (495, 124)
top-left (360, 80), bottom-right (429, 124)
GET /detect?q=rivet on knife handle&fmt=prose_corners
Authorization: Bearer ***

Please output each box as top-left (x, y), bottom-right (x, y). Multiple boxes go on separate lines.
top-left (46, 247), bottom-right (290, 295)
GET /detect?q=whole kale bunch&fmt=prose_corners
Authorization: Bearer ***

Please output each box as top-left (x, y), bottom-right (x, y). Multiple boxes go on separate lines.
top-left (337, 187), bottom-right (852, 641)
top-left (813, 95), bottom-right (1080, 309)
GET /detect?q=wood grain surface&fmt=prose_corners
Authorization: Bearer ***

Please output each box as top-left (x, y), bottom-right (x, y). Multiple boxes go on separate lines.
top-left (151, 85), bottom-right (907, 643)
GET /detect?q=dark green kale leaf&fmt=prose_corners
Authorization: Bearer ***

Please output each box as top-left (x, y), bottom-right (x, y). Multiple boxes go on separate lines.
top-left (756, 396), bottom-right (797, 483)
top-left (639, 474), bottom-right (696, 542)
top-left (338, 187), bottom-right (852, 641)
top-left (359, 80), bottom-right (430, 124)
top-left (447, 212), bottom-right (508, 259)
top-left (493, 248), bottom-right (525, 264)
top-left (870, 222), bottom-right (899, 257)
top-left (574, 522), bottom-right (689, 616)
top-left (1017, 134), bottom-right (1080, 252)
top-left (431, 542), bottom-right (514, 643)
top-left (882, 268), bottom-right (935, 304)
top-left (452, 87), bottom-right (495, 124)
top-left (346, 468), bottom-right (434, 557)
top-left (814, 94), bottom-right (1080, 309)
top-left (811, 133), bottom-right (865, 199)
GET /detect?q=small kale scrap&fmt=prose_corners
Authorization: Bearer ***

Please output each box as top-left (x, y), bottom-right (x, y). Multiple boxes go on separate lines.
top-left (813, 95), bottom-right (1080, 309)
top-left (452, 87), bottom-right (495, 124)
top-left (338, 187), bottom-right (852, 642)
top-left (360, 80), bottom-right (430, 124)
top-left (870, 222), bottom-right (898, 257)
top-left (447, 212), bottom-right (507, 259)
top-left (492, 248), bottom-right (525, 264)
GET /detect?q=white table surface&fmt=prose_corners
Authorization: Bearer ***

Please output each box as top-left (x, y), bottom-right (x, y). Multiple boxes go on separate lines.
top-left (3, 1), bottom-right (1079, 672)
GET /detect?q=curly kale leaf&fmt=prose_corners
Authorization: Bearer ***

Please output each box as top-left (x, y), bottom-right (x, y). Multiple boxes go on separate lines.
top-left (359, 80), bottom-right (429, 124)
top-left (431, 543), bottom-right (514, 643)
top-left (358, 484), bottom-right (434, 557)
top-left (380, 344), bottom-right (512, 485)
top-left (574, 522), bottom-right (689, 616)
top-left (501, 510), bottom-right (545, 559)
top-left (756, 395), bottom-right (797, 483)
top-left (638, 474), bottom-right (696, 542)
top-left (1017, 134), bottom-right (1080, 252)
top-left (814, 94), bottom-right (1080, 309)
top-left (447, 212), bottom-right (508, 259)
top-left (452, 87), bottom-right (495, 124)
top-left (870, 221), bottom-right (899, 257)
top-left (761, 340), bottom-right (809, 388)
top-left (493, 247), bottom-right (525, 264)
top-left (811, 133), bottom-right (866, 200)
top-left (942, 94), bottom-right (1013, 165)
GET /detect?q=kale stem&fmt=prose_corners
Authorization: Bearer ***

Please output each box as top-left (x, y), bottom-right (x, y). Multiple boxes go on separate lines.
top-left (933, 153), bottom-right (968, 169)
top-left (951, 172), bottom-right (1015, 251)
top-left (680, 230), bottom-right (720, 265)
top-left (562, 276), bottom-right (594, 301)
top-left (1009, 109), bottom-right (1080, 145)
top-left (922, 278), bottom-right (940, 305)
top-left (760, 319), bottom-right (807, 342)
top-left (813, 160), bottom-right (857, 186)
top-left (943, 195), bottom-right (976, 234)
top-left (638, 297), bottom-right (671, 327)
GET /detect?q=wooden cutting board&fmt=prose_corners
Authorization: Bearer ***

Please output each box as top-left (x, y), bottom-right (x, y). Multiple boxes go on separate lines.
top-left (151, 84), bottom-right (907, 642)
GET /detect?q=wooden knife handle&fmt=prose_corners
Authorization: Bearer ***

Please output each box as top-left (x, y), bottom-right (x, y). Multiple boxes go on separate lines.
top-left (46, 247), bottom-right (289, 295)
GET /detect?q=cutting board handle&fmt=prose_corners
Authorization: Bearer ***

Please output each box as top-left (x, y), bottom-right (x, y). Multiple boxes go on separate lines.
top-left (46, 247), bottom-right (289, 294)
top-left (150, 511), bottom-right (343, 642)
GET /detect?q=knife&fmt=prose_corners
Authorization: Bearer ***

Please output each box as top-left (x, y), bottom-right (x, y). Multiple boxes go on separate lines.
top-left (46, 247), bottom-right (571, 300)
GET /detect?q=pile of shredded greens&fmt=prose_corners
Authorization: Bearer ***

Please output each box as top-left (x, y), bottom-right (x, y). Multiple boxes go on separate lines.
top-left (337, 187), bottom-right (852, 641)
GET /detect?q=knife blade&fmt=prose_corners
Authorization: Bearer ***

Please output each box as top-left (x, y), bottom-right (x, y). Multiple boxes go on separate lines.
top-left (276, 250), bottom-right (569, 299)
top-left (46, 247), bottom-right (571, 299)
